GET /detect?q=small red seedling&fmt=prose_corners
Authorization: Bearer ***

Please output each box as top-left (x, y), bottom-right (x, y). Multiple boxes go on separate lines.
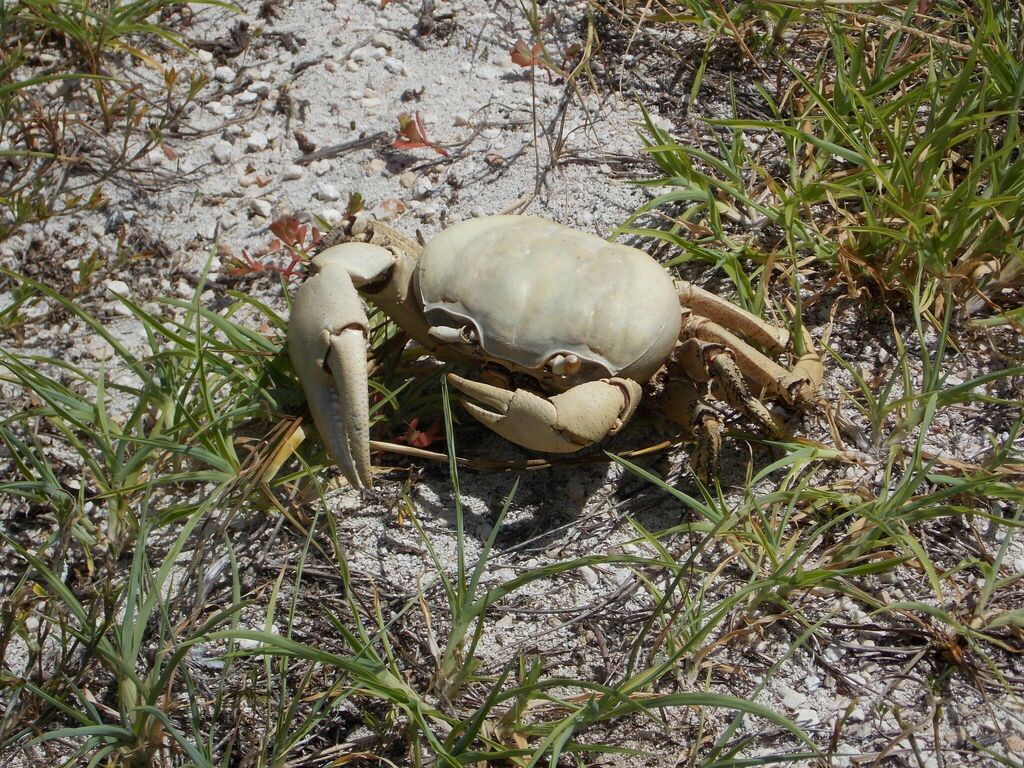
top-left (510, 39), bottom-right (554, 82)
top-left (395, 417), bottom-right (444, 449)
top-left (510, 39), bottom-right (546, 68)
top-left (393, 111), bottom-right (449, 157)
top-left (224, 215), bottom-right (321, 278)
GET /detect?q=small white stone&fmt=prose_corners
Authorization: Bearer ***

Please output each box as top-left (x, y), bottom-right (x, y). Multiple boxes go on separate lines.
top-left (250, 80), bottom-right (270, 95)
top-left (794, 708), bottom-right (820, 726)
top-left (195, 49), bottom-right (214, 64)
top-left (317, 208), bottom-right (343, 227)
top-left (324, 59), bottom-right (338, 72)
top-left (214, 65), bottom-right (235, 82)
top-left (316, 183), bottom-right (341, 201)
top-left (776, 681), bottom-right (804, 710)
top-left (210, 141), bottom-right (231, 165)
top-left (458, 61), bottom-right (471, 74)
top-left (360, 97), bottom-right (381, 109)
top-left (236, 90), bottom-right (258, 104)
top-left (372, 198), bottom-right (406, 221)
top-left (413, 176), bottom-right (433, 196)
top-left (470, 206), bottom-right (486, 218)
top-left (369, 46), bottom-right (387, 60)
top-left (348, 89), bottom-right (364, 100)
top-left (246, 132), bottom-right (268, 152)
top-left (146, 148), bottom-right (164, 165)
top-left (250, 198), bottom-right (273, 218)
top-left (86, 336), bottom-right (114, 361)
top-left (109, 300), bottom-right (133, 317)
top-left (282, 164), bottom-right (304, 181)
top-left (454, 112), bottom-right (472, 126)
top-left (382, 56), bottom-right (405, 75)
top-left (104, 279), bottom-right (131, 298)
top-left (480, 127), bottom-right (501, 139)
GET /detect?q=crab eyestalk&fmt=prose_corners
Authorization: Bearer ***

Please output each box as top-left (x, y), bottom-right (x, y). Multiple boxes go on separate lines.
top-left (288, 253), bottom-right (374, 489)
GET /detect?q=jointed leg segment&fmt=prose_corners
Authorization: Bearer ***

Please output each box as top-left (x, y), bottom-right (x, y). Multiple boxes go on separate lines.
top-left (448, 374), bottom-right (643, 453)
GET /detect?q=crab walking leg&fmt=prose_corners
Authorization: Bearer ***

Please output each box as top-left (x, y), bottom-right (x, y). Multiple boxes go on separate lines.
top-left (655, 380), bottom-right (724, 482)
top-left (682, 314), bottom-right (819, 404)
top-left (677, 281), bottom-right (790, 352)
top-left (288, 243), bottom-right (396, 488)
top-left (676, 281), bottom-right (823, 400)
top-left (448, 374), bottom-right (643, 453)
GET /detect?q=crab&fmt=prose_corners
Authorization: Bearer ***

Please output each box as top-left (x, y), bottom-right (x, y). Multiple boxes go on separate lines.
top-left (288, 215), bottom-right (822, 489)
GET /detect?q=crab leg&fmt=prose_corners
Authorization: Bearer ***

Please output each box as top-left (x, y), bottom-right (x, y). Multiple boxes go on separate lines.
top-left (447, 374), bottom-right (643, 453)
top-left (676, 281), bottom-right (823, 401)
top-left (672, 338), bottom-right (784, 436)
top-left (681, 315), bottom-right (819, 404)
top-left (655, 380), bottom-right (724, 482)
top-left (288, 243), bottom-right (396, 488)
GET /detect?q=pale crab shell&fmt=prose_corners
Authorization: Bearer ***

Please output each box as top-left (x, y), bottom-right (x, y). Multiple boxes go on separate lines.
top-left (416, 216), bottom-right (682, 386)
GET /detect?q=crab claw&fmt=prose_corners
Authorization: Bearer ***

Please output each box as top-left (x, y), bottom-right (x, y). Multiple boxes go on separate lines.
top-left (289, 247), bottom-right (389, 489)
top-left (447, 374), bottom-right (642, 453)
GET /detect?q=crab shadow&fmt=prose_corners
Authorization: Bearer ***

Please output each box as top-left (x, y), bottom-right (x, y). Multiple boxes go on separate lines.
top-left (402, 421), bottom-right (724, 553)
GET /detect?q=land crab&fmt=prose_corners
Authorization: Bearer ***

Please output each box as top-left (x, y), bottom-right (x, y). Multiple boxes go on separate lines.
top-left (288, 215), bottom-right (822, 488)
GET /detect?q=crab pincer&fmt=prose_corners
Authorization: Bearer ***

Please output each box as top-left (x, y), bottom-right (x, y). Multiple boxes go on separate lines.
top-left (288, 244), bottom-right (395, 489)
top-left (447, 374), bottom-right (642, 453)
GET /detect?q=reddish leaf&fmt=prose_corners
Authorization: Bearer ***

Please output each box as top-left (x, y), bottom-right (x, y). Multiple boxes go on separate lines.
top-left (561, 43), bottom-right (583, 71)
top-left (400, 418), bottom-right (443, 448)
top-left (510, 39), bottom-right (546, 69)
top-left (393, 111), bottom-right (449, 157)
top-left (224, 249), bottom-right (305, 279)
top-left (269, 215), bottom-right (307, 248)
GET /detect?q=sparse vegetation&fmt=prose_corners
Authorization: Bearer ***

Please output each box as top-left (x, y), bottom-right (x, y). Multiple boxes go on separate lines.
top-left (0, 0), bottom-right (214, 242)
